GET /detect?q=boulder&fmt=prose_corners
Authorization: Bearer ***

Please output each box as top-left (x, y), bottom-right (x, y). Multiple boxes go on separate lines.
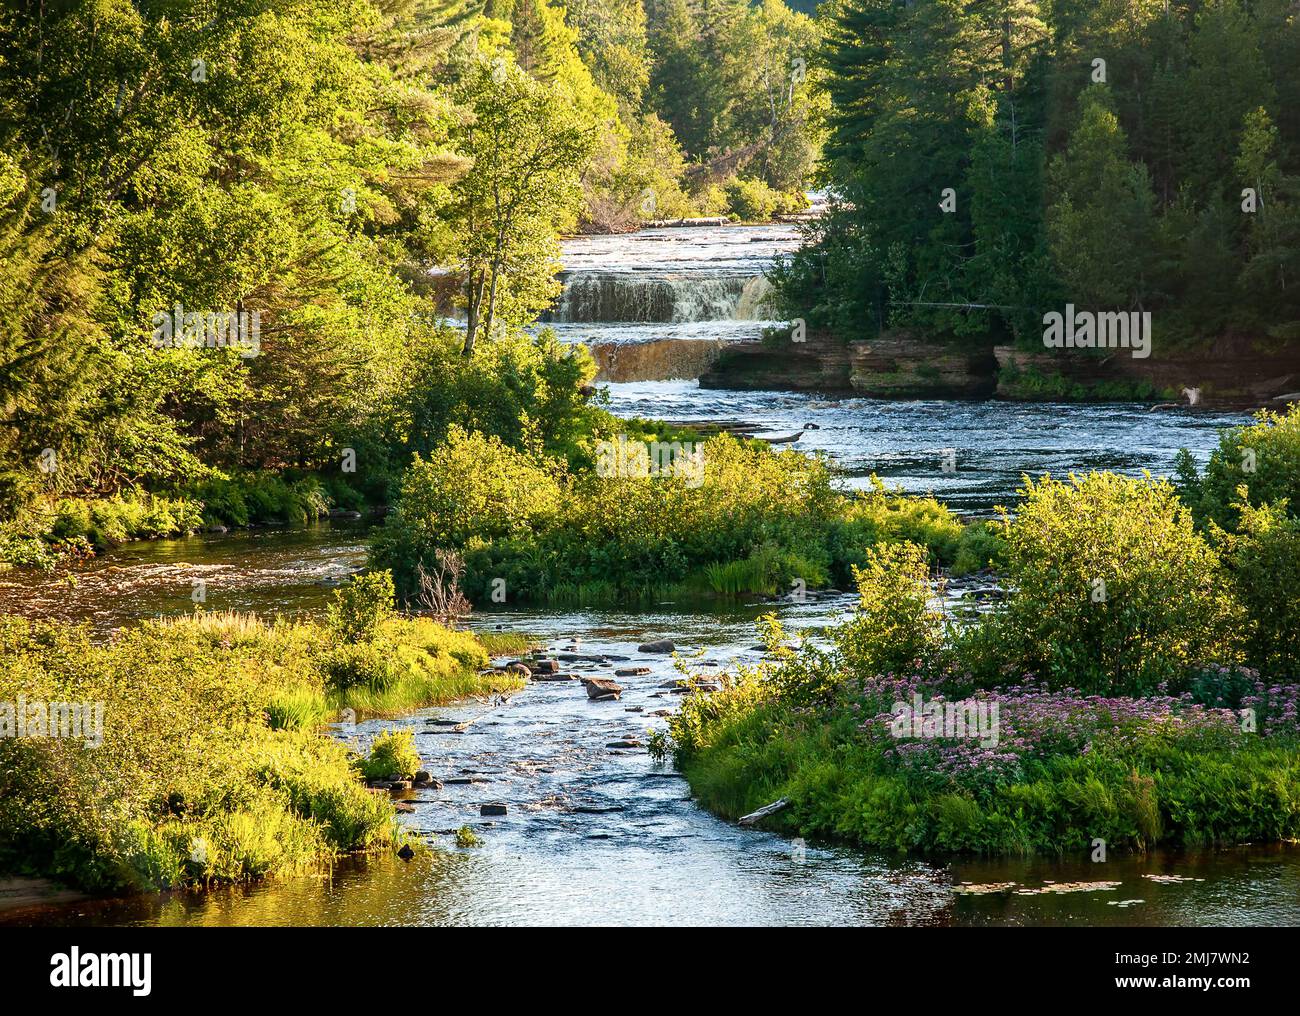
top-left (637, 640), bottom-right (675, 654)
top-left (480, 803), bottom-right (508, 816)
top-left (615, 667), bottom-right (651, 676)
top-left (530, 659), bottom-right (560, 674)
top-left (583, 678), bottom-right (623, 701)
top-left (506, 663), bottom-right (531, 679)
top-left (397, 844), bottom-right (416, 861)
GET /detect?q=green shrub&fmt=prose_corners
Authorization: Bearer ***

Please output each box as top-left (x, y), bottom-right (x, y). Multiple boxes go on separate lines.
top-left (455, 825), bottom-right (482, 848)
top-left (1177, 404), bottom-right (1300, 529)
top-left (827, 479), bottom-right (966, 578)
top-left (325, 641), bottom-right (397, 692)
top-left (50, 499), bottom-right (91, 541)
top-left (360, 729), bottom-right (421, 781)
top-left (1215, 495), bottom-right (1300, 678)
top-left (327, 571), bottom-right (396, 644)
top-left (994, 472), bottom-right (1243, 694)
top-left (0, 613), bottom-right (399, 892)
top-left (950, 520), bottom-right (1007, 575)
top-left (723, 176), bottom-right (794, 221)
top-left (400, 328), bottom-right (601, 469)
top-left (0, 609), bottom-right (511, 892)
top-left (840, 541), bottom-right (946, 680)
top-left (185, 473), bottom-right (330, 528)
top-left (371, 426), bottom-right (562, 598)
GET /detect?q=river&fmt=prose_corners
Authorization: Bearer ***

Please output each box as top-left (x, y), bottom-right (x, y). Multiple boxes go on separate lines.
top-left (3, 224), bottom-right (1296, 927)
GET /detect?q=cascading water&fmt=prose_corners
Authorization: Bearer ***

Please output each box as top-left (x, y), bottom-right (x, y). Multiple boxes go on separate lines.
top-left (548, 273), bottom-right (771, 324)
top-left (541, 224), bottom-right (799, 381)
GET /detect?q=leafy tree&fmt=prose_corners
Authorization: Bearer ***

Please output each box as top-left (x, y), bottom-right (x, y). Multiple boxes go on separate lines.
top-left (450, 58), bottom-right (595, 354)
top-left (1046, 87), bottom-right (1156, 311)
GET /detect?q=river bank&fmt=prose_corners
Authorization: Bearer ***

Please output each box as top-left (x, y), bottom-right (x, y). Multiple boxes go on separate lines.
top-left (698, 330), bottom-right (1300, 409)
top-left (5, 593), bottom-right (1298, 926)
top-left (548, 223), bottom-right (1300, 410)
top-left (3, 219), bottom-right (1297, 927)
top-left (5, 591), bottom-right (1299, 927)
top-left (1, 388), bottom-right (1296, 926)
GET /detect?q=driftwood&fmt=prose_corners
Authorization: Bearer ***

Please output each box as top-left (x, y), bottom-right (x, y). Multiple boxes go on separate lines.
top-left (738, 797), bottom-right (791, 827)
top-left (413, 550), bottom-right (471, 623)
top-left (646, 216), bottom-right (728, 228)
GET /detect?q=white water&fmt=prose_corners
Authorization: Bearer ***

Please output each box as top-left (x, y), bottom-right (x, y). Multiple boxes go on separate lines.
top-left (542, 225), bottom-right (796, 369)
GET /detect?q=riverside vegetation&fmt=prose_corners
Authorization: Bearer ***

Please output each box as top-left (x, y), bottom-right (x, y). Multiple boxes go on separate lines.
top-left (0, 573), bottom-right (528, 893)
top-left (1, 0), bottom-right (823, 569)
top-left (774, 0), bottom-right (1300, 358)
top-left (654, 407), bottom-right (1300, 856)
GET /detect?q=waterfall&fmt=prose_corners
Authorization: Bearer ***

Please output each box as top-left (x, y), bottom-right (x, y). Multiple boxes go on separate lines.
top-left (547, 273), bottom-right (769, 324)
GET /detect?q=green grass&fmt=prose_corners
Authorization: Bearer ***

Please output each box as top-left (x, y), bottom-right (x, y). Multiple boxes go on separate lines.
top-left (0, 608), bottom-right (513, 893)
top-left (672, 694), bottom-right (1300, 856)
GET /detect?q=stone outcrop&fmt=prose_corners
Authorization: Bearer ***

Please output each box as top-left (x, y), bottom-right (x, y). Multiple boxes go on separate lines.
top-left (996, 336), bottom-right (1300, 407)
top-left (700, 331), bottom-right (996, 398)
top-left (701, 329), bottom-right (1300, 408)
top-left (698, 332), bottom-right (857, 391)
top-left (589, 338), bottom-right (729, 382)
top-left (849, 335), bottom-right (997, 398)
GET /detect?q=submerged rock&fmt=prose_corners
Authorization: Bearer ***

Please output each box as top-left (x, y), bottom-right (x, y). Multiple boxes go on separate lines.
top-left (480, 803), bottom-right (508, 816)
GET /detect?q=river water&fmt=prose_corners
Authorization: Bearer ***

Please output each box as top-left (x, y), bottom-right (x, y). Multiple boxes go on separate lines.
top-left (3, 224), bottom-right (1296, 927)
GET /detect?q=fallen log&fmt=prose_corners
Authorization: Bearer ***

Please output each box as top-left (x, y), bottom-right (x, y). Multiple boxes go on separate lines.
top-left (738, 797), bottom-right (791, 827)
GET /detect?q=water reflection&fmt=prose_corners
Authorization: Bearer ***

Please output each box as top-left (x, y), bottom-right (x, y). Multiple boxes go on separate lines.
top-left (0, 390), bottom-right (1289, 927)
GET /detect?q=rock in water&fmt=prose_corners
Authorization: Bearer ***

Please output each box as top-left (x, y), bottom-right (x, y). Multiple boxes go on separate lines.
top-left (397, 844), bottom-right (415, 861)
top-left (583, 678), bottom-right (623, 701)
top-left (637, 640), bottom-right (675, 653)
top-left (481, 803), bottom-right (508, 816)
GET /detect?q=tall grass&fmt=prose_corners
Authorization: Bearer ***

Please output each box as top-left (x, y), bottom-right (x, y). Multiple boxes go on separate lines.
top-left (0, 601), bottom-right (514, 893)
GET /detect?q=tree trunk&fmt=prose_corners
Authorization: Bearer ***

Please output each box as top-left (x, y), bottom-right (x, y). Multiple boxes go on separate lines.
top-left (463, 271), bottom-right (484, 355)
top-left (483, 255), bottom-right (502, 345)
